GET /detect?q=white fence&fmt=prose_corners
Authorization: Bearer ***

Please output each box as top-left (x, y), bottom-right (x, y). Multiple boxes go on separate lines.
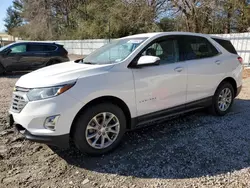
top-left (20, 32), bottom-right (250, 66)
top-left (54, 39), bottom-right (113, 56)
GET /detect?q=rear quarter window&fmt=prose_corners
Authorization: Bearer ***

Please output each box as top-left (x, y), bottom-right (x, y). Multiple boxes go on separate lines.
top-left (45, 45), bottom-right (57, 51)
top-left (212, 38), bottom-right (237, 54)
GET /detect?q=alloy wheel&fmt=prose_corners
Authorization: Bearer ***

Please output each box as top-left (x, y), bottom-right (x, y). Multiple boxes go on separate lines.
top-left (85, 112), bottom-right (120, 149)
top-left (218, 88), bottom-right (232, 111)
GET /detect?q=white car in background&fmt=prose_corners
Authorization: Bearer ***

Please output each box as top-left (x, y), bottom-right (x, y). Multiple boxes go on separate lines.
top-left (9, 32), bottom-right (243, 155)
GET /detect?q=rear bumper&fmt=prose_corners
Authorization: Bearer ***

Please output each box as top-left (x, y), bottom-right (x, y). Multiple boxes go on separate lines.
top-left (236, 85), bottom-right (242, 97)
top-left (10, 115), bottom-right (69, 148)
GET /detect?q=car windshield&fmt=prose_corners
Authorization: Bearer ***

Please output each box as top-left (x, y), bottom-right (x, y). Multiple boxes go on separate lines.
top-left (80, 37), bottom-right (147, 64)
top-left (0, 43), bottom-right (14, 52)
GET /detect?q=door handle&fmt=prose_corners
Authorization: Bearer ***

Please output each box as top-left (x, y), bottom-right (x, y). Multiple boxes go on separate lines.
top-left (215, 60), bottom-right (221, 65)
top-left (174, 67), bottom-right (183, 72)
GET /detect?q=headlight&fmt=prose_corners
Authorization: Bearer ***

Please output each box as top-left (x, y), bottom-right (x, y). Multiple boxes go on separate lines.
top-left (27, 83), bottom-right (75, 101)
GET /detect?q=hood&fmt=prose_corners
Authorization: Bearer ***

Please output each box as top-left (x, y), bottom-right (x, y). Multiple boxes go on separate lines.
top-left (16, 61), bottom-right (113, 88)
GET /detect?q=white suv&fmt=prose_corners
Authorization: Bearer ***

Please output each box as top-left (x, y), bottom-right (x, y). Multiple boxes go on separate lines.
top-left (9, 32), bottom-right (243, 155)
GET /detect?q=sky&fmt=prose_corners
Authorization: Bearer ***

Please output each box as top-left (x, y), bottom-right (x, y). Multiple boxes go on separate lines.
top-left (0, 0), bottom-right (13, 32)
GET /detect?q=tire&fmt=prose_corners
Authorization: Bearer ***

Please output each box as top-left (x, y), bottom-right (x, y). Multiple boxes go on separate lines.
top-left (73, 103), bottom-right (126, 156)
top-left (209, 82), bottom-right (235, 116)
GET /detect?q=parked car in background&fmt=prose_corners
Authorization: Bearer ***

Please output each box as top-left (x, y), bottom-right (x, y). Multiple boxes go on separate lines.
top-left (9, 32), bottom-right (243, 155)
top-left (0, 42), bottom-right (69, 74)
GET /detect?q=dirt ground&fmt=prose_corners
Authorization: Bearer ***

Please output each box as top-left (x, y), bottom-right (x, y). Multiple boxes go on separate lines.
top-left (243, 68), bottom-right (250, 79)
top-left (1, 68), bottom-right (250, 188)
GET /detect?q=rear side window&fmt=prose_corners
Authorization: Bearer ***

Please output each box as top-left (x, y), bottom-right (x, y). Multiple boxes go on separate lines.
top-left (27, 44), bottom-right (57, 52)
top-left (212, 38), bottom-right (237, 54)
top-left (180, 36), bottom-right (219, 60)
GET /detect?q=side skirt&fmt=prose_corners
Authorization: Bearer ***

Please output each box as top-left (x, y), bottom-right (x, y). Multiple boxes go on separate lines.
top-left (130, 97), bottom-right (212, 129)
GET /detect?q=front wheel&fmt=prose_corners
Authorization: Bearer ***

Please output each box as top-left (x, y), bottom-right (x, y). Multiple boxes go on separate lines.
top-left (72, 103), bottom-right (126, 155)
top-left (210, 82), bottom-right (235, 116)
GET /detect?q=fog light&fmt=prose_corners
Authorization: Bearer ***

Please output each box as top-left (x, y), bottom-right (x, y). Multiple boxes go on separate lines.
top-left (44, 115), bottom-right (60, 131)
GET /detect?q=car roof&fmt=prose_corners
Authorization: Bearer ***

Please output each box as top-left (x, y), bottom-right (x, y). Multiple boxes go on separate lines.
top-left (14, 41), bottom-right (61, 45)
top-left (122, 32), bottom-right (228, 40)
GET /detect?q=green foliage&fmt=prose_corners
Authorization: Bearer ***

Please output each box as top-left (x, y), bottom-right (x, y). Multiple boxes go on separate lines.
top-left (4, 0), bottom-right (23, 35)
top-left (158, 17), bottom-right (177, 32)
top-left (3, 0), bottom-right (250, 40)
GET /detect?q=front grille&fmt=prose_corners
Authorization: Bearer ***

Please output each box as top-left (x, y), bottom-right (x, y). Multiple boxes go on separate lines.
top-left (10, 87), bottom-right (29, 113)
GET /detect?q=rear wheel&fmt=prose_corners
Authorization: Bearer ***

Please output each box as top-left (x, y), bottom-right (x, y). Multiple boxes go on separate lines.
top-left (210, 82), bottom-right (234, 116)
top-left (72, 103), bottom-right (126, 155)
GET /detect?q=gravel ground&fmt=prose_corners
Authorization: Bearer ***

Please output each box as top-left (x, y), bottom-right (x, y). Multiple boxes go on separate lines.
top-left (1, 72), bottom-right (250, 188)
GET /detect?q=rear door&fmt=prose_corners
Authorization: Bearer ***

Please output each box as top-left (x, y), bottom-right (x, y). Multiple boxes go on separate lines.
top-left (26, 44), bottom-right (51, 69)
top-left (180, 35), bottom-right (225, 103)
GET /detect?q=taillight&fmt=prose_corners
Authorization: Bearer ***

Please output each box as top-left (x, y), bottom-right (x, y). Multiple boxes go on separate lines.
top-left (238, 57), bottom-right (243, 65)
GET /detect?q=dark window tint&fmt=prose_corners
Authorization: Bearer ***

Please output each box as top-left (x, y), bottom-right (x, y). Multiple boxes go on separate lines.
top-left (27, 44), bottom-right (45, 52)
top-left (27, 44), bottom-right (57, 52)
top-left (142, 38), bottom-right (179, 64)
top-left (45, 45), bottom-right (57, 51)
top-left (212, 38), bottom-right (237, 54)
top-left (180, 36), bottom-right (219, 60)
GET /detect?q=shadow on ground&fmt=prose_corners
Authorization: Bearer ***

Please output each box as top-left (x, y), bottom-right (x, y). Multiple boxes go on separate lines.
top-left (52, 98), bottom-right (250, 179)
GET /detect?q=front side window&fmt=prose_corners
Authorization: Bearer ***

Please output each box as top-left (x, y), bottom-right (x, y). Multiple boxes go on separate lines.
top-left (181, 36), bottom-right (218, 60)
top-left (81, 38), bottom-right (147, 64)
top-left (142, 38), bottom-right (180, 64)
top-left (10, 44), bottom-right (27, 53)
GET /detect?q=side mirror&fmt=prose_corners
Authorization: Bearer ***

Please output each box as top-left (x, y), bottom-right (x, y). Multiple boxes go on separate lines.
top-left (137, 55), bottom-right (160, 67)
top-left (3, 49), bottom-right (11, 55)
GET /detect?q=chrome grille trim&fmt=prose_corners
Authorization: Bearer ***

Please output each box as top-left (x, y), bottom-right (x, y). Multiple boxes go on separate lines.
top-left (10, 87), bottom-right (29, 113)
top-left (15, 86), bottom-right (30, 92)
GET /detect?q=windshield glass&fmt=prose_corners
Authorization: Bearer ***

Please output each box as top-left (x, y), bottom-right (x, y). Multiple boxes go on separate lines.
top-left (81, 37), bottom-right (147, 64)
top-left (0, 43), bottom-right (13, 52)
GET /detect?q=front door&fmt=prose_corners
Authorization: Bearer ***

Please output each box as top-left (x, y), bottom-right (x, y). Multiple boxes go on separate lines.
top-left (132, 36), bottom-right (187, 117)
top-left (4, 43), bottom-right (28, 71)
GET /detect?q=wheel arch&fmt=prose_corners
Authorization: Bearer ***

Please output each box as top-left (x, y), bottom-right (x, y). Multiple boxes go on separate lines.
top-left (216, 77), bottom-right (237, 97)
top-left (70, 96), bottom-right (132, 137)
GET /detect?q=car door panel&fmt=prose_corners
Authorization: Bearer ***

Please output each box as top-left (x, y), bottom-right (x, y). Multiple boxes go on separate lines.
top-left (3, 44), bottom-right (28, 71)
top-left (179, 35), bottom-right (225, 103)
top-left (132, 62), bottom-right (187, 116)
top-left (186, 57), bottom-right (225, 103)
top-left (27, 44), bottom-right (50, 69)
top-left (132, 36), bottom-right (187, 117)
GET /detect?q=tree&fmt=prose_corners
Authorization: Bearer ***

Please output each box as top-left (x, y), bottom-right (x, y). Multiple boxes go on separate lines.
top-left (4, 0), bottom-right (24, 35)
top-left (4, 0), bottom-right (250, 39)
top-left (158, 17), bottom-right (177, 31)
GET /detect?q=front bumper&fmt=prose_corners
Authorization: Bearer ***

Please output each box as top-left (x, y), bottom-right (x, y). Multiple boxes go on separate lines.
top-left (9, 114), bottom-right (70, 148)
top-left (8, 92), bottom-right (85, 148)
